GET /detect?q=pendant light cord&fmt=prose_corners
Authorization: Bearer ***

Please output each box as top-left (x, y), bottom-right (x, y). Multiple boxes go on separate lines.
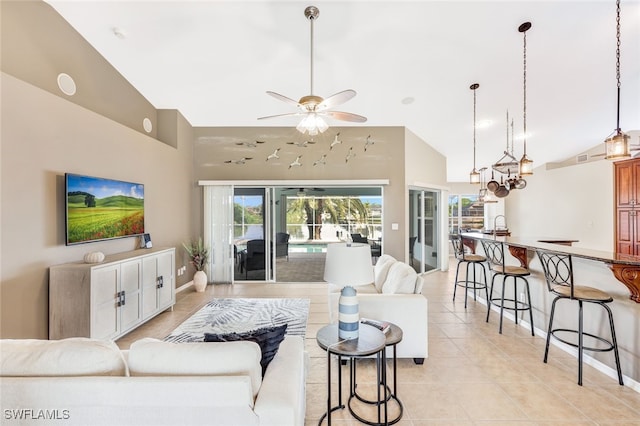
top-left (522, 27), bottom-right (527, 155)
top-left (616, 0), bottom-right (621, 131)
top-left (473, 86), bottom-right (477, 169)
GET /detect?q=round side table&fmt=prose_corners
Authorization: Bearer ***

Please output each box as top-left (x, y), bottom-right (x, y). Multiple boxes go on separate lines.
top-left (316, 323), bottom-right (386, 426)
top-left (351, 322), bottom-right (404, 425)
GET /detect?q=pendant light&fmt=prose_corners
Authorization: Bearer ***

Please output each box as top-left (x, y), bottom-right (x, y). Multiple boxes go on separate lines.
top-left (469, 83), bottom-right (481, 184)
top-left (518, 22), bottom-right (534, 175)
top-left (604, 0), bottom-right (630, 160)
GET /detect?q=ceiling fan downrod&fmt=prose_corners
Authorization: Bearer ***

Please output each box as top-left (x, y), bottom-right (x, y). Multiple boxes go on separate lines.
top-left (304, 6), bottom-right (319, 97)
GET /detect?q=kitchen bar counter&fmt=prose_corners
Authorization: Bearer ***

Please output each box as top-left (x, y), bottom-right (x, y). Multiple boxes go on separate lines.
top-left (460, 232), bottom-right (640, 303)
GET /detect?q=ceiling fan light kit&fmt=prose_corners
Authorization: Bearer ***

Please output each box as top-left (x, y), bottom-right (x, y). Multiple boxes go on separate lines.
top-left (604, 0), bottom-right (631, 160)
top-left (258, 6), bottom-right (366, 136)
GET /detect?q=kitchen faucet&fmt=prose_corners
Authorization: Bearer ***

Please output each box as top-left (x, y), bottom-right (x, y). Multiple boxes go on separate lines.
top-left (494, 215), bottom-right (507, 233)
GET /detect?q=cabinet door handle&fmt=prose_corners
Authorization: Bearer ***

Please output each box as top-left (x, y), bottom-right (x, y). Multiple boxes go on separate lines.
top-left (159, 276), bottom-right (164, 288)
top-left (121, 290), bottom-right (126, 306)
top-left (116, 291), bottom-right (123, 307)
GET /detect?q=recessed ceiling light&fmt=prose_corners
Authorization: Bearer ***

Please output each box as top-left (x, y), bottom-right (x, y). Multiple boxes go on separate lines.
top-left (112, 27), bottom-right (127, 39)
top-left (57, 73), bottom-right (76, 96)
top-left (401, 97), bottom-right (415, 105)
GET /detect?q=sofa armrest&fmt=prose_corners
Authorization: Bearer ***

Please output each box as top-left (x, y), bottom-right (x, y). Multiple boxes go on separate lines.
top-left (253, 336), bottom-right (306, 426)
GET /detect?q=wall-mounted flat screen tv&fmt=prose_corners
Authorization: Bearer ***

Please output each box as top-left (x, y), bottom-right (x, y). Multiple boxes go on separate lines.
top-left (65, 173), bottom-right (145, 245)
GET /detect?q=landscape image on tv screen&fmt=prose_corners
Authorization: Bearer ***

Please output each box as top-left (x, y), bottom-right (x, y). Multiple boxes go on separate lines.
top-left (66, 173), bottom-right (144, 245)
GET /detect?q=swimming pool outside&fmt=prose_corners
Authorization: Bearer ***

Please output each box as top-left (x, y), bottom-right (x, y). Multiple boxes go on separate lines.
top-left (288, 243), bottom-right (328, 253)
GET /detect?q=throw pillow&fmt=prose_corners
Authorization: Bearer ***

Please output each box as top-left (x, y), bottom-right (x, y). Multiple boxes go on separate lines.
top-left (374, 254), bottom-right (396, 292)
top-left (205, 324), bottom-right (287, 376)
top-left (382, 262), bottom-right (418, 294)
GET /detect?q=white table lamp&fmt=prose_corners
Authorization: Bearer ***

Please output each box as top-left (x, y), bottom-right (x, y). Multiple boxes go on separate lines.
top-left (324, 243), bottom-right (374, 339)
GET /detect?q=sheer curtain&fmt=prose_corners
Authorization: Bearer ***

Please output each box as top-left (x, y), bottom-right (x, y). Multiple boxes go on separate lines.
top-left (203, 185), bottom-right (234, 283)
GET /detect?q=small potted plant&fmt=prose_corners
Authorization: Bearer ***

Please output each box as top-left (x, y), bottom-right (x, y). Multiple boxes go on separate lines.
top-left (183, 238), bottom-right (209, 292)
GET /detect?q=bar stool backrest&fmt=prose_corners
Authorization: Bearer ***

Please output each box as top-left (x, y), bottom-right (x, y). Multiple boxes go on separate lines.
top-left (480, 239), bottom-right (506, 273)
top-left (536, 250), bottom-right (575, 298)
top-left (450, 235), bottom-right (465, 261)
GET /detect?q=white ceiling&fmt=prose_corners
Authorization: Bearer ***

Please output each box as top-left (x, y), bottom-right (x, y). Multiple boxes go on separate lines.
top-left (46, 0), bottom-right (640, 182)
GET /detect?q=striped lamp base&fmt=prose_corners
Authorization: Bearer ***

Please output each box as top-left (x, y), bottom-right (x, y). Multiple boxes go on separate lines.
top-left (338, 286), bottom-right (359, 340)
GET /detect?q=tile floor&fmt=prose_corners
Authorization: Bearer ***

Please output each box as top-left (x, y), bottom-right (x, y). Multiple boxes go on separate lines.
top-left (116, 266), bottom-right (640, 426)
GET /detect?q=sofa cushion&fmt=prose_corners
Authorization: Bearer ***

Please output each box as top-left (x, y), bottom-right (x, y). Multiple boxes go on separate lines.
top-left (204, 324), bottom-right (287, 377)
top-left (0, 338), bottom-right (127, 377)
top-left (127, 338), bottom-right (262, 397)
top-left (382, 262), bottom-right (418, 294)
top-left (374, 254), bottom-right (396, 292)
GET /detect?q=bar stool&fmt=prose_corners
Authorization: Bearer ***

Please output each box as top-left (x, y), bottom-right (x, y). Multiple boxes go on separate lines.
top-left (536, 249), bottom-right (623, 386)
top-left (481, 239), bottom-right (534, 336)
top-left (450, 235), bottom-right (488, 308)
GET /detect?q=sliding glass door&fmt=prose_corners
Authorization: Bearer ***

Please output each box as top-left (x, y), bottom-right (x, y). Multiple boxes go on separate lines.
top-left (202, 182), bottom-right (385, 283)
top-left (234, 187), bottom-right (275, 282)
top-left (409, 188), bottom-right (440, 273)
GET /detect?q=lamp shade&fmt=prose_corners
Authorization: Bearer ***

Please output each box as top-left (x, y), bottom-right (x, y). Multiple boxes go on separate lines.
top-left (324, 242), bottom-right (373, 340)
top-left (323, 243), bottom-right (374, 287)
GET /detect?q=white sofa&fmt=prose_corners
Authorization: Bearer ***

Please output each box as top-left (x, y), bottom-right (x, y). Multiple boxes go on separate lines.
top-left (0, 336), bottom-right (306, 426)
top-left (328, 254), bottom-right (428, 364)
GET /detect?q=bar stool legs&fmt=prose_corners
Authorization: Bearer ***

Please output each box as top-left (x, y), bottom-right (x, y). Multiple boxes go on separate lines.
top-left (453, 260), bottom-right (488, 308)
top-left (487, 274), bottom-right (535, 336)
top-left (544, 296), bottom-right (624, 386)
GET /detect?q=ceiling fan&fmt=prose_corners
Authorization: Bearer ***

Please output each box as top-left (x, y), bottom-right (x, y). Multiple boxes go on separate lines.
top-left (283, 187), bottom-right (326, 196)
top-left (257, 6), bottom-right (366, 136)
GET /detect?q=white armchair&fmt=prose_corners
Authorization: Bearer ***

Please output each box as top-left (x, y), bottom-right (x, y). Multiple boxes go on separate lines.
top-left (328, 255), bottom-right (428, 364)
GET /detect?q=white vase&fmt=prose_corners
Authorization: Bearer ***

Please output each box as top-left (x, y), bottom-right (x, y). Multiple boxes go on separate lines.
top-left (193, 270), bottom-right (207, 292)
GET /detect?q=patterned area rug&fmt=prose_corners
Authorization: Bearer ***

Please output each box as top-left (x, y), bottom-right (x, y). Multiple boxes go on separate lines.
top-left (164, 298), bottom-right (310, 343)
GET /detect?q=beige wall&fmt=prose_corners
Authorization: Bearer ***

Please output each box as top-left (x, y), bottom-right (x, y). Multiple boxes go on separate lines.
top-left (1, 1), bottom-right (159, 140)
top-left (191, 126), bottom-right (448, 261)
top-left (0, 73), bottom-right (196, 339)
top-left (506, 160), bottom-right (615, 251)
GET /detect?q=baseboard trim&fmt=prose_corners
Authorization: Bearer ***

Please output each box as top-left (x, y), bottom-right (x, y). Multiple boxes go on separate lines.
top-left (176, 280), bottom-right (193, 293)
top-left (466, 289), bottom-right (639, 393)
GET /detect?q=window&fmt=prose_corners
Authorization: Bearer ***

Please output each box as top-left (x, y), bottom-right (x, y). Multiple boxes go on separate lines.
top-left (285, 195), bottom-right (382, 242)
top-left (449, 194), bottom-right (484, 233)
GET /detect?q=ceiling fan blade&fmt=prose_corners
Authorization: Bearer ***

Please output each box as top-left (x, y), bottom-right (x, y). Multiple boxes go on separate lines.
top-left (257, 112), bottom-right (304, 120)
top-left (325, 110), bottom-right (367, 123)
top-left (266, 91), bottom-right (301, 107)
top-left (317, 89), bottom-right (356, 111)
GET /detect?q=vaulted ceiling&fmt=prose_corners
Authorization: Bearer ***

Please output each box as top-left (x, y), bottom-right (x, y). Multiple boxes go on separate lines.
top-left (46, 0), bottom-right (640, 181)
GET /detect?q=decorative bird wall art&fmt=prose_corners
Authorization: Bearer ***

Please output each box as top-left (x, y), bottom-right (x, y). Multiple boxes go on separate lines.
top-left (286, 139), bottom-right (316, 148)
top-left (288, 156), bottom-right (303, 169)
top-left (364, 135), bottom-right (374, 152)
top-left (330, 133), bottom-right (342, 151)
top-left (313, 154), bottom-right (327, 166)
top-left (266, 148), bottom-right (280, 161)
top-left (345, 147), bottom-right (355, 163)
top-left (224, 157), bottom-right (253, 165)
top-left (235, 140), bottom-right (265, 148)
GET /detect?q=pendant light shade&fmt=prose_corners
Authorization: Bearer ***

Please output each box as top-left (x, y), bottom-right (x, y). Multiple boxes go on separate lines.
top-left (604, 0), bottom-right (631, 160)
top-left (605, 131), bottom-right (631, 160)
top-left (469, 83), bottom-right (481, 184)
top-left (518, 22), bottom-right (533, 176)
